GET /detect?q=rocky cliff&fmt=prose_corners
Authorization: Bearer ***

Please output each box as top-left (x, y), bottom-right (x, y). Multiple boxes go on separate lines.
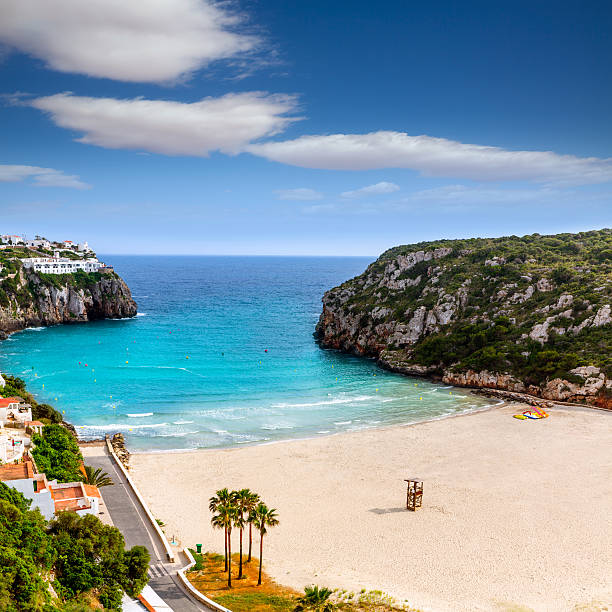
top-left (316, 229), bottom-right (612, 407)
top-left (0, 268), bottom-right (137, 337)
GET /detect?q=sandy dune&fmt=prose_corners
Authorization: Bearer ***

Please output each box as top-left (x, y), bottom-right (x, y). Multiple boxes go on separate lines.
top-left (130, 404), bottom-right (612, 611)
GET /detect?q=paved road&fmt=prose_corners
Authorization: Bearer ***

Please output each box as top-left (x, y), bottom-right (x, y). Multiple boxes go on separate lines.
top-left (86, 448), bottom-right (207, 612)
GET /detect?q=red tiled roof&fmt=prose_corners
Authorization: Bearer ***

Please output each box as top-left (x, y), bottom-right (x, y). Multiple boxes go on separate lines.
top-left (0, 398), bottom-right (21, 408)
top-left (54, 498), bottom-right (91, 512)
top-left (50, 485), bottom-right (84, 501)
top-left (83, 484), bottom-right (101, 498)
top-left (0, 461), bottom-right (34, 481)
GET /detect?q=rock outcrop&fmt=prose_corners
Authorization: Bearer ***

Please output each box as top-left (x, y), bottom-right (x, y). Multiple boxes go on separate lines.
top-left (0, 268), bottom-right (137, 334)
top-left (316, 230), bottom-right (612, 408)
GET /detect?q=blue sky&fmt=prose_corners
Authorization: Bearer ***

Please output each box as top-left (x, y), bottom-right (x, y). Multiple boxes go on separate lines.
top-left (1, 0), bottom-right (611, 255)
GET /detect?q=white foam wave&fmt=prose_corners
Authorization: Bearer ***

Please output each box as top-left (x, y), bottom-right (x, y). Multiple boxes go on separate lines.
top-left (317, 430), bottom-right (331, 434)
top-left (23, 327), bottom-right (45, 332)
top-left (261, 423), bottom-right (295, 430)
top-left (76, 422), bottom-right (168, 430)
top-left (136, 313), bottom-right (148, 317)
top-left (127, 412), bottom-right (153, 417)
top-left (173, 420), bottom-right (194, 425)
top-left (334, 420), bottom-right (352, 425)
top-left (272, 395), bottom-right (373, 409)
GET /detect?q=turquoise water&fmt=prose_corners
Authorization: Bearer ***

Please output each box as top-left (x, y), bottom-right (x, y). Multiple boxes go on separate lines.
top-left (0, 256), bottom-right (492, 451)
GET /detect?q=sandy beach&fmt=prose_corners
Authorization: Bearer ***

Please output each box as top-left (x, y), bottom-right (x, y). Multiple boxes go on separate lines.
top-left (130, 403), bottom-right (612, 612)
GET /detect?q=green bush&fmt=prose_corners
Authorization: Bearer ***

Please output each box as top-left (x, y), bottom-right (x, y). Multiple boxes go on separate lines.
top-left (31, 425), bottom-right (84, 483)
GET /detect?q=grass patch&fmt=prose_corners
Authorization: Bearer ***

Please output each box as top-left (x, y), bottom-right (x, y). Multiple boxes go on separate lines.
top-left (187, 552), bottom-right (299, 612)
top-left (187, 552), bottom-right (421, 611)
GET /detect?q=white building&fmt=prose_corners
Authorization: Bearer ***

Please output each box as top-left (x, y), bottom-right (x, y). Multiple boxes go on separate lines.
top-left (21, 256), bottom-right (105, 274)
top-left (0, 372), bottom-right (5, 387)
top-left (1, 234), bottom-right (25, 245)
top-left (0, 397), bottom-right (32, 426)
top-left (26, 238), bottom-right (51, 250)
top-left (0, 462), bottom-right (102, 520)
top-left (0, 462), bottom-right (56, 520)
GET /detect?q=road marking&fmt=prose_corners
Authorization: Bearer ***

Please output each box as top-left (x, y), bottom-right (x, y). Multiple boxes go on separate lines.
top-left (148, 563), bottom-right (170, 579)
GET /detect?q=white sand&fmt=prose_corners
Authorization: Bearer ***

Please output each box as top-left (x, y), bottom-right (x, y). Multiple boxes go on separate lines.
top-left (130, 404), bottom-right (612, 611)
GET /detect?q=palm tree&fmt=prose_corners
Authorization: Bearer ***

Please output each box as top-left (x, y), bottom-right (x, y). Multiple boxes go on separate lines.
top-left (233, 488), bottom-right (256, 578)
top-left (211, 502), bottom-right (237, 588)
top-left (250, 502), bottom-right (279, 586)
top-left (209, 488), bottom-right (232, 571)
top-left (294, 585), bottom-right (337, 611)
top-left (82, 465), bottom-right (114, 487)
top-left (244, 490), bottom-right (260, 562)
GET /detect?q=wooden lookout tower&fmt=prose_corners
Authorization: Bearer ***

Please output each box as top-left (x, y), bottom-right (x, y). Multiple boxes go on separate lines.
top-left (404, 478), bottom-right (423, 511)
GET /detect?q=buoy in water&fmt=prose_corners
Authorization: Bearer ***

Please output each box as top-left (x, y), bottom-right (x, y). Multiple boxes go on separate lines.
top-left (264, 349), bottom-right (268, 353)
top-left (419, 396), bottom-right (422, 400)
top-left (186, 356), bottom-right (189, 359)
top-left (125, 361), bottom-right (129, 364)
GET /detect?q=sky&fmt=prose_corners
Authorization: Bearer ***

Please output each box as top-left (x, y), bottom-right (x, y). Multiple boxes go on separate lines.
top-left (0, 0), bottom-right (611, 255)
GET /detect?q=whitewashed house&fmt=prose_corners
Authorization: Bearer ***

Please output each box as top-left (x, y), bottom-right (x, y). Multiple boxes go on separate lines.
top-left (21, 256), bottom-right (105, 274)
top-left (26, 238), bottom-right (51, 250)
top-left (0, 397), bottom-right (33, 425)
top-left (1, 234), bottom-right (25, 245)
top-left (0, 462), bottom-right (56, 520)
top-left (0, 462), bottom-right (102, 520)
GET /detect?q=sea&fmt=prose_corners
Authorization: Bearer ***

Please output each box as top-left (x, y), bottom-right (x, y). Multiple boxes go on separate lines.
top-left (0, 256), bottom-right (495, 452)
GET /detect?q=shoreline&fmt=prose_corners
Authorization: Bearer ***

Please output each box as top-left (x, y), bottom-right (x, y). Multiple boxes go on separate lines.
top-left (126, 396), bottom-right (508, 455)
top-left (130, 402), bottom-right (612, 611)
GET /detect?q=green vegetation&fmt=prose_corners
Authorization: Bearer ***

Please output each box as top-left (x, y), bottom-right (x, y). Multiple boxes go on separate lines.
top-left (322, 229), bottom-right (612, 395)
top-left (209, 488), bottom-right (277, 588)
top-left (82, 466), bottom-right (114, 488)
top-left (31, 425), bottom-right (84, 483)
top-left (1, 375), bottom-right (64, 425)
top-left (0, 482), bottom-right (149, 611)
top-left (294, 585), bottom-right (336, 611)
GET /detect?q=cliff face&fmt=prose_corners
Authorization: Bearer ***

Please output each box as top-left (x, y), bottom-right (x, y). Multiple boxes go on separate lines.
top-left (316, 230), bottom-right (612, 407)
top-left (0, 268), bottom-right (137, 336)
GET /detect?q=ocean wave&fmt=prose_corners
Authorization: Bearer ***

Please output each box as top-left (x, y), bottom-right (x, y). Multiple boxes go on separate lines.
top-left (317, 430), bottom-right (330, 434)
top-left (334, 420), bottom-right (352, 425)
top-left (136, 313), bottom-right (148, 317)
top-left (272, 395), bottom-right (373, 409)
top-left (76, 422), bottom-right (168, 430)
top-left (126, 412), bottom-right (153, 417)
top-left (261, 423), bottom-right (295, 430)
top-left (156, 430), bottom-right (199, 437)
top-left (23, 327), bottom-right (46, 332)
top-left (173, 420), bottom-right (194, 425)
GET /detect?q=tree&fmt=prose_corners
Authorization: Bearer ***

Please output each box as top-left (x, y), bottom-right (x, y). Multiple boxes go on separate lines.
top-left (294, 585), bottom-right (337, 611)
top-left (232, 488), bottom-right (255, 579)
top-left (31, 424), bottom-right (84, 482)
top-left (243, 490), bottom-right (260, 562)
top-left (211, 502), bottom-right (237, 588)
top-left (209, 488), bottom-right (233, 571)
top-left (122, 546), bottom-right (150, 597)
top-left (82, 465), bottom-right (114, 488)
top-left (250, 502), bottom-right (279, 586)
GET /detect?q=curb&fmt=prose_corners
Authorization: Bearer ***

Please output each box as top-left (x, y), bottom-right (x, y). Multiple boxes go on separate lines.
top-left (104, 436), bottom-right (175, 563)
top-left (177, 548), bottom-right (232, 612)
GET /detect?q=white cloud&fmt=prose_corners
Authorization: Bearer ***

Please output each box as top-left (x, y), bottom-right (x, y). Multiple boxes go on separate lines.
top-left (0, 0), bottom-right (259, 83)
top-left (31, 92), bottom-right (300, 156)
top-left (247, 131), bottom-right (612, 185)
top-left (0, 164), bottom-right (90, 189)
top-left (275, 188), bottom-right (323, 201)
top-left (341, 181), bottom-right (399, 198)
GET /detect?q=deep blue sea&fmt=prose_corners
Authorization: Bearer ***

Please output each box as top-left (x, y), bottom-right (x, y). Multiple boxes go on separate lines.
top-left (0, 256), bottom-right (493, 451)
